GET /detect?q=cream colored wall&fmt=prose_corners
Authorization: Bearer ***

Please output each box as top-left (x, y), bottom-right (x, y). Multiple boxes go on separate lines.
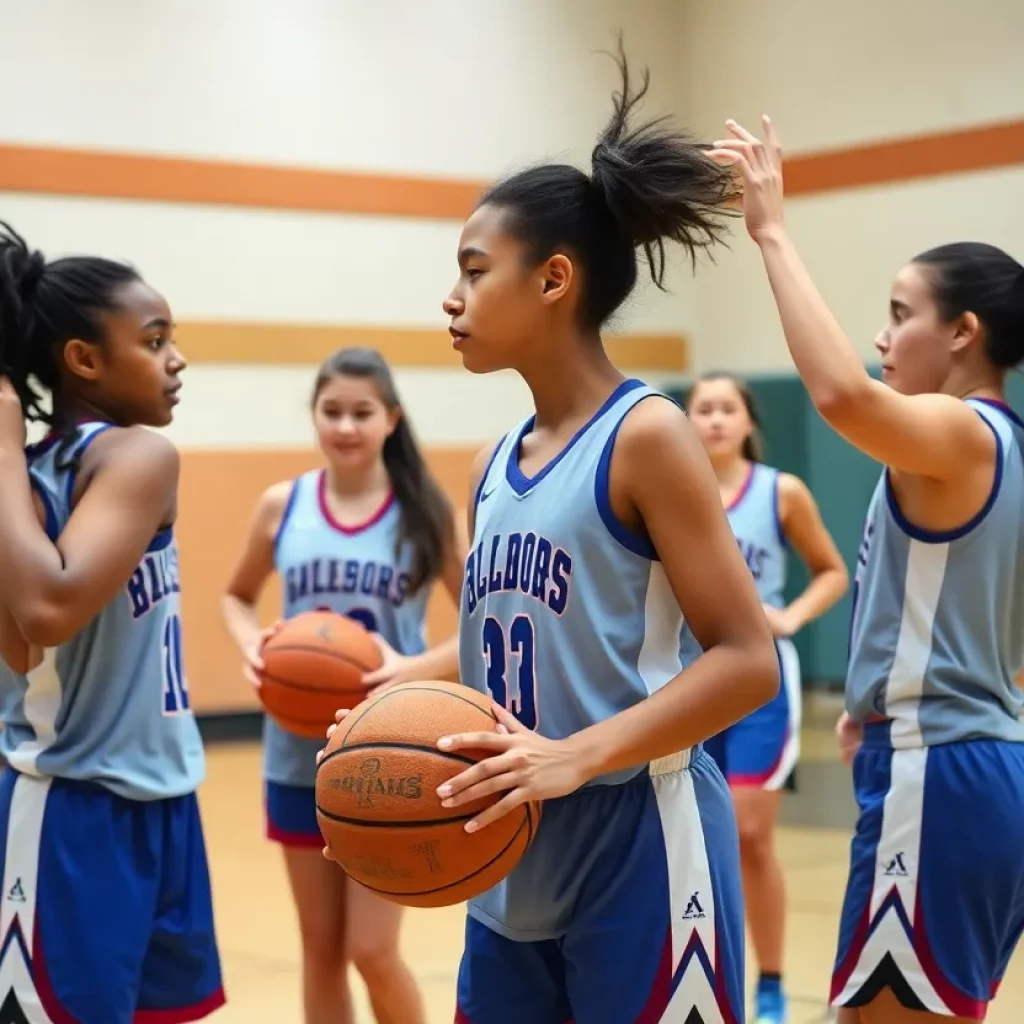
top-left (678, 0), bottom-right (1024, 372)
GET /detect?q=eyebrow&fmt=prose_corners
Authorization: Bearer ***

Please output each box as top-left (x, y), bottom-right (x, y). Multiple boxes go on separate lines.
top-left (143, 318), bottom-right (172, 330)
top-left (458, 246), bottom-right (487, 265)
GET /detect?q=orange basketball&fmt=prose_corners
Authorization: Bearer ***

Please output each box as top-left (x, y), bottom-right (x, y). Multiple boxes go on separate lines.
top-left (257, 610), bottom-right (382, 739)
top-left (315, 681), bottom-right (541, 908)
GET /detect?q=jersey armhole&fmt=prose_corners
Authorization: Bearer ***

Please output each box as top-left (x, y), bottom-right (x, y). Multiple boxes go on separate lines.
top-left (62, 423), bottom-right (117, 509)
top-left (472, 435), bottom-right (507, 516)
top-left (30, 476), bottom-right (59, 543)
top-left (594, 397), bottom-right (660, 561)
top-left (883, 410), bottom-right (1004, 543)
top-left (772, 471), bottom-right (788, 549)
top-left (272, 478), bottom-right (302, 555)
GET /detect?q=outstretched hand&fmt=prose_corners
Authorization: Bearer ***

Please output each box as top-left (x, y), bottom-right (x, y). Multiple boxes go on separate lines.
top-left (707, 116), bottom-right (786, 244)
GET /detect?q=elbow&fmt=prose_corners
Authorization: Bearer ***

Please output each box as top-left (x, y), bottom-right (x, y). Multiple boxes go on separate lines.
top-left (16, 601), bottom-right (76, 648)
top-left (743, 640), bottom-right (782, 714)
top-left (812, 379), bottom-right (871, 430)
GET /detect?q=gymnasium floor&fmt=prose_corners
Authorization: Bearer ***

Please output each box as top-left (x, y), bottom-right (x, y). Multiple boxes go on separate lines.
top-left (200, 693), bottom-right (1024, 1023)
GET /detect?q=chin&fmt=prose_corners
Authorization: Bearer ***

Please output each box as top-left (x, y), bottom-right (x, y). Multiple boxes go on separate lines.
top-left (458, 346), bottom-right (508, 375)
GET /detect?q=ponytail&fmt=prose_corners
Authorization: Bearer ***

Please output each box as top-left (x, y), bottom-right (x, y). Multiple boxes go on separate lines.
top-left (477, 35), bottom-right (739, 331)
top-left (311, 347), bottom-right (454, 594)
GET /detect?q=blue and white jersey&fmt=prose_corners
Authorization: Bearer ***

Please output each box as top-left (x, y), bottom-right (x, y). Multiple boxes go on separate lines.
top-left (0, 422), bottom-right (204, 801)
top-left (726, 463), bottom-right (787, 609)
top-left (264, 469), bottom-right (429, 786)
top-left (459, 378), bottom-right (700, 788)
top-left (847, 398), bottom-right (1024, 748)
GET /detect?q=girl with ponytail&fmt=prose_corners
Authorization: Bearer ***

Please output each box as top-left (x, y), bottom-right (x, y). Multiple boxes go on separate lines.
top-left (223, 346), bottom-right (464, 1024)
top-left (332, 39), bottom-right (781, 1024)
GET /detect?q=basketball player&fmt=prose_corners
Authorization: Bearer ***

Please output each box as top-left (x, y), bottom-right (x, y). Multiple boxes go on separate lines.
top-left (222, 347), bottom-right (464, 1024)
top-left (0, 223), bottom-right (223, 1022)
top-left (711, 118), bottom-right (1024, 1022)
top-left (687, 372), bottom-right (849, 1024)
top-left (402, 44), bottom-right (781, 1023)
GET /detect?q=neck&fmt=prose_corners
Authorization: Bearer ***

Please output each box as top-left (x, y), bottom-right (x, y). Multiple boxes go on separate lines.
top-left (710, 455), bottom-right (750, 487)
top-left (58, 397), bottom-right (119, 429)
top-left (946, 364), bottom-right (1005, 403)
top-left (325, 458), bottom-right (390, 500)
top-left (518, 333), bottom-right (625, 429)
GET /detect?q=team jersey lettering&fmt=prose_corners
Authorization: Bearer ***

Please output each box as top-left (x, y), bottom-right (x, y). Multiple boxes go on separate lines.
top-left (285, 557), bottom-right (411, 608)
top-left (127, 546), bottom-right (182, 620)
top-left (464, 531), bottom-right (572, 617)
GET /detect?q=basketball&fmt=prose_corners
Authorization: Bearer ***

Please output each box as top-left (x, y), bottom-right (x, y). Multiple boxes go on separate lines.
top-left (315, 681), bottom-right (541, 908)
top-left (257, 610), bottom-right (382, 739)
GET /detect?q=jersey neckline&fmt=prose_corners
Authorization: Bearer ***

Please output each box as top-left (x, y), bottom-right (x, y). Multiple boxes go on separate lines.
top-left (316, 470), bottom-right (395, 536)
top-left (505, 378), bottom-right (645, 496)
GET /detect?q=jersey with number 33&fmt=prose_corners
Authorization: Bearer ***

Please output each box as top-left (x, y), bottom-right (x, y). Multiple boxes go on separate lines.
top-left (460, 379), bottom-right (700, 787)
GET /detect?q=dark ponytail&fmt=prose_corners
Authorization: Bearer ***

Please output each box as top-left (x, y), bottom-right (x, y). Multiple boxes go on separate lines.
top-left (912, 242), bottom-right (1024, 370)
top-left (686, 371), bottom-right (766, 462)
top-left (0, 220), bottom-right (139, 435)
top-left (312, 347), bottom-right (454, 595)
top-left (477, 35), bottom-right (739, 331)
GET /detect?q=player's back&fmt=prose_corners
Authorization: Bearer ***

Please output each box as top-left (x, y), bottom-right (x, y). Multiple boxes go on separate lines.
top-left (848, 398), bottom-right (1024, 747)
top-left (726, 462), bottom-right (787, 609)
top-left (0, 423), bottom-right (204, 800)
top-left (266, 469), bottom-right (429, 785)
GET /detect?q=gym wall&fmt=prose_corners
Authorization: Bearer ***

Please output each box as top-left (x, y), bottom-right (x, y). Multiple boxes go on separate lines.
top-left (1, 0), bottom-right (1022, 710)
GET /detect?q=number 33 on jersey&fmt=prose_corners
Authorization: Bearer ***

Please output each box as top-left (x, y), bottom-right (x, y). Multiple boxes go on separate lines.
top-left (459, 381), bottom-right (700, 785)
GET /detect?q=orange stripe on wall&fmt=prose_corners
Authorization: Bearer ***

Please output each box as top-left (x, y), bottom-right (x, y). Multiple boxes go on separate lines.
top-left (0, 143), bottom-right (483, 220)
top-left (177, 322), bottom-right (690, 371)
top-left (2, 118), bottom-right (1023, 219)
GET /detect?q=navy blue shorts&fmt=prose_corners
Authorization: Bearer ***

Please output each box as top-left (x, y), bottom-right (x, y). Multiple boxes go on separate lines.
top-left (455, 749), bottom-right (745, 1023)
top-left (264, 780), bottom-right (323, 849)
top-left (830, 726), bottom-right (1024, 1019)
top-left (0, 769), bottom-right (224, 1024)
top-left (703, 638), bottom-right (801, 790)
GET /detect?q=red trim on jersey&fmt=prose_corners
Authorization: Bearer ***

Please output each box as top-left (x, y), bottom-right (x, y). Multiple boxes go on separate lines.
top-left (317, 470), bottom-right (395, 536)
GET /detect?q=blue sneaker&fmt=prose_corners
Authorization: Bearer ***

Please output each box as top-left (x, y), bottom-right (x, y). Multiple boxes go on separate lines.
top-left (755, 978), bottom-right (787, 1024)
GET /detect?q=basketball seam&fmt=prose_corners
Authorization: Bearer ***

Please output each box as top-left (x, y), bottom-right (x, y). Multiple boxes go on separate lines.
top-left (264, 645), bottom-right (376, 673)
top-left (315, 807), bottom-right (479, 828)
top-left (259, 669), bottom-right (367, 697)
top-left (338, 685), bottom-right (497, 749)
top-left (326, 810), bottom-right (531, 899)
top-left (317, 741), bottom-right (478, 768)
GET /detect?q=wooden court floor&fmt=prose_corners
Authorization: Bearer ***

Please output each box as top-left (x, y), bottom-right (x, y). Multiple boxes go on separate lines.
top-left (199, 726), bottom-right (1024, 1024)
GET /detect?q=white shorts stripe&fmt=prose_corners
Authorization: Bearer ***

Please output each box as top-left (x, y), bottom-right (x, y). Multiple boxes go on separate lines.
top-left (764, 638), bottom-right (802, 791)
top-left (0, 773), bottom-right (57, 1024)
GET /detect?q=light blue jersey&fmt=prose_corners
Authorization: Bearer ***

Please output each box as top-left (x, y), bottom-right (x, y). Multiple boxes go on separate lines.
top-left (0, 423), bottom-right (205, 801)
top-left (265, 469), bottom-right (429, 787)
top-left (847, 398), bottom-right (1024, 748)
top-left (459, 378), bottom-right (699, 787)
top-left (727, 462), bottom-right (787, 609)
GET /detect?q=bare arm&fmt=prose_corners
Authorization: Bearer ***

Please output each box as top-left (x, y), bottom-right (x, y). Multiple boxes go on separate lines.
top-left (569, 398), bottom-right (780, 779)
top-left (774, 473), bottom-right (848, 634)
top-left (710, 118), bottom-right (995, 480)
top-left (220, 481), bottom-right (292, 668)
top-left (0, 428), bottom-right (178, 647)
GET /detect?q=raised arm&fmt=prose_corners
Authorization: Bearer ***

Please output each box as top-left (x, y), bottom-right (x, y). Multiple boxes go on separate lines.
top-left (708, 118), bottom-right (995, 480)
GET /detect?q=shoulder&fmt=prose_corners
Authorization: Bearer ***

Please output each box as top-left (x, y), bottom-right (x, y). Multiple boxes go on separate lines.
top-left (615, 393), bottom-right (693, 458)
top-left (253, 478), bottom-right (300, 534)
top-left (774, 471), bottom-right (816, 521)
top-left (81, 426), bottom-right (179, 483)
top-left (468, 437), bottom-right (504, 495)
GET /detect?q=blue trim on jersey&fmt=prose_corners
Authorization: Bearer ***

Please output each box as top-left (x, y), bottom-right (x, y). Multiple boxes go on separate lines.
top-left (30, 477), bottom-right (59, 542)
top-left (594, 399), bottom-right (659, 560)
top-left (272, 478), bottom-right (301, 554)
top-left (473, 435), bottom-right (507, 514)
top-left (973, 397), bottom-right (1024, 430)
top-left (772, 471), bottom-right (787, 548)
top-left (146, 527), bottom-right (174, 553)
top-left (883, 412), bottom-right (1004, 544)
top-left (505, 378), bottom-right (645, 497)
top-left (63, 422), bottom-right (116, 507)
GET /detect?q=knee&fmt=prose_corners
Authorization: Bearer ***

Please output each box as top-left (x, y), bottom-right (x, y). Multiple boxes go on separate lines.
top-left (736, 808), bottom-right (774, 866)
top-left (349, 934), bottom-right (403, 987)
top-left (297, 915), bottom-right (347, 971)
